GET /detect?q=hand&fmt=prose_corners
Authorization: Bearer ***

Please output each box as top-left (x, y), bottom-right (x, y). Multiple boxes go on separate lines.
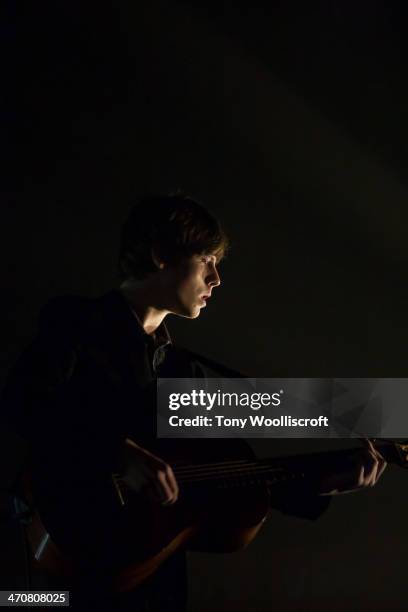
top-left (119, 438), bottom-right (179, 505)
top-left (317, 439), bottom-right (387, 496)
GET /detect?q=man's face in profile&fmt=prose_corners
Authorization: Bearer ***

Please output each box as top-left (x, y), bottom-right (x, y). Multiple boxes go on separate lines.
top-left (162, 253), bottom-right (221, 319)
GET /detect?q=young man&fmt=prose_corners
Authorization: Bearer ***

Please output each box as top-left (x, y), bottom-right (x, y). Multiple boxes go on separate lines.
top-left (2, 194), bottom-right (386, 611)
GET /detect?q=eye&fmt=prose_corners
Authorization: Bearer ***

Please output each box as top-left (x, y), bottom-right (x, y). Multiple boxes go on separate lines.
top-left (201, 254), bottom-right (218, 265)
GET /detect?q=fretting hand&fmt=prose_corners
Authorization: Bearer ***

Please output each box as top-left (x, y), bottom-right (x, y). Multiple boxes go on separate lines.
top-left (318, 439), bottom-right (387, 496)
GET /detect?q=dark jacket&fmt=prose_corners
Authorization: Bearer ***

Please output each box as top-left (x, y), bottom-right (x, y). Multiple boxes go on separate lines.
top-left (1, 289), bottom-right (330, 606)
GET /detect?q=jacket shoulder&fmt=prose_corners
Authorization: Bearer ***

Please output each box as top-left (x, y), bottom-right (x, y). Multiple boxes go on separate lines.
top-left (37, 294), bottom-right (105, 344)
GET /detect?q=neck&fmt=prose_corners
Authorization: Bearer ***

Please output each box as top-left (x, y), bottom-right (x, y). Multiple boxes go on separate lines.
top-left (119, 279), bottom-right (168, 335)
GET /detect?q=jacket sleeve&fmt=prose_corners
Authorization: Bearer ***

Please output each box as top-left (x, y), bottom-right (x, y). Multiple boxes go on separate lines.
top-left (1, 298), bottom-right (125, 479)
top-left (1, 299), bottom-right (78, 444)
top-left (268, 478), bottom-right (331, 520)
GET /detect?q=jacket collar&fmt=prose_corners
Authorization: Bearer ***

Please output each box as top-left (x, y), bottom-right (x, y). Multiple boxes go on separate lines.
top-left (98, 287), bottom-right (172, 363)
top-left (125, 300), bottom-right (172, 350)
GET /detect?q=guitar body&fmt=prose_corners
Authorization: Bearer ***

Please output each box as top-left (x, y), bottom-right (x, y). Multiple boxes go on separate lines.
top-left (23, 438), bottom-right (270, 592)
top-left (112, 484), bottom-right (269, 592)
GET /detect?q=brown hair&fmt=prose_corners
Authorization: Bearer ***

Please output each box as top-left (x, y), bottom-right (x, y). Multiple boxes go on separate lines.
top-left (118, 192), bottom-right (229, 280)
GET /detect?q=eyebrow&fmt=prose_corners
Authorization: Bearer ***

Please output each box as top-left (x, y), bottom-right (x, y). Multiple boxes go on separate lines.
top-left (199, 252), bottom-right (222, 264)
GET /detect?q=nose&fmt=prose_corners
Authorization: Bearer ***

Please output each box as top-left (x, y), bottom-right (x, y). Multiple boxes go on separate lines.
top-left (207, 263), bottom-right (221, 288)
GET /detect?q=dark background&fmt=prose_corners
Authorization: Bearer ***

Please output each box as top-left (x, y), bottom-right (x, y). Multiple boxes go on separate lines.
top-left (2, 1), bottom-right (408, 609)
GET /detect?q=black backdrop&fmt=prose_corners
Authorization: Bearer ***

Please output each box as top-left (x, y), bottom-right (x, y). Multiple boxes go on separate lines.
top-left (2, 2), bottom-right (408, 610)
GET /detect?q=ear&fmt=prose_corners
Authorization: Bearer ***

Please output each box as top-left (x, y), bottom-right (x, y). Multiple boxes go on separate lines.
top-left (151, 247), bottom-right (165, 270)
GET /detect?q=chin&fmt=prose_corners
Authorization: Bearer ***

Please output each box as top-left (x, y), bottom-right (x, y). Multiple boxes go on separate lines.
top-left (175, 305), bottom-right (201, 319)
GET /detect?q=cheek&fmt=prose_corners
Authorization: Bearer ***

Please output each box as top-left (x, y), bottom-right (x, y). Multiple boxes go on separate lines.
top-left (179, 275), bottom-right (198, 296)
top-left (177, 270), bottom-right (200, 299)
top-left (165, 260), bottom-right (202, 303)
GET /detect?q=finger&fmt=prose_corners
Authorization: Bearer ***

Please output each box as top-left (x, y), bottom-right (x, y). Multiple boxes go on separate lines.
top-left (357, 457), bottom-right (376, 488)
top-left (366, 439), bottom-right (388, 478)
top-left (374, 455), bottom-right (387, 483)
top-left (367, 460), bottom-right (379, 487)
top-left (152, 481), bottom-right (172, 505)
top-left (360, 438), bottom-right (377, 454)
top-left (378, 451), bottom-right (387, 471)
top-left (363, 450), bottom-right (379, 487)
top-left (156, 468), bottom-right (176, 505)
top-left (375, 461), bottom-right (387, 484)
top-left (372, 445), bottom-right (387, 465)
top-left (157, 464), bottom-right (179, 505)
top-left (165, 465), bottom-right (179, 501)
top-left (145, 468), bottom-right (170, 504)
top-left (357, 464), bottom-right (366, 487)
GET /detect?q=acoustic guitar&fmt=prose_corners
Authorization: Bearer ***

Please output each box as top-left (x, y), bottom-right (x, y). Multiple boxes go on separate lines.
top-left (18, 438), bottom-right (408, 593)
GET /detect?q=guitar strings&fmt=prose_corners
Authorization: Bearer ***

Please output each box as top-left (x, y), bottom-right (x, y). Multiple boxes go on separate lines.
top-left (173, 458), bottom-right (259, 473)
top-left (175, 472), bottom-right (290, 485)
top-left (173, 463), bottom-right (292, 484)
top-left (173, 461), bottom-right (271, 481)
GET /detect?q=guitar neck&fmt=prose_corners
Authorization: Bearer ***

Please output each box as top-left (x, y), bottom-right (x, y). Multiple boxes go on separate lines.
top-left (172, 441), bottom-right (408, 491)
top-left (173, 458), bottom-right (301, 491)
